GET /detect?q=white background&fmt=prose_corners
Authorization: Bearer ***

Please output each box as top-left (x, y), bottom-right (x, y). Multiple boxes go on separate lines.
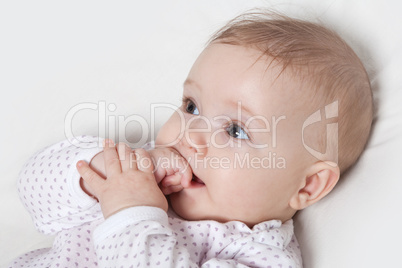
top-left (1, 0), bottom-right (402, 267)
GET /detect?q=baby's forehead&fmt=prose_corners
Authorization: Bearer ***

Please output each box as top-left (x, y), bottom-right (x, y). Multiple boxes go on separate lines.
top-left (197, 43), bottom-right (297, 87)
top-left (207, 43), bottom-right (308, 87)
top-left (190, 43), bottom-right (312, 116)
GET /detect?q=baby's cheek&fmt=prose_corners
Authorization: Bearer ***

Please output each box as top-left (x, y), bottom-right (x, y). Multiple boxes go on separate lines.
top-left (209, 131), bottom-right (231, 148)
top-left (156, 113), bottom-right (182, 146)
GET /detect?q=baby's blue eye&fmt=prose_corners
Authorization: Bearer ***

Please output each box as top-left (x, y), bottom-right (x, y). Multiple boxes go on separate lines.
top-left (226, 123), bottom-right (249, 140)
top-left (185, 99), bottom-right (199, 115)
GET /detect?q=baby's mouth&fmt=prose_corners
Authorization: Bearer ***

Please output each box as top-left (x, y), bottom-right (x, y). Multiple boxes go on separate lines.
top-left (191, 173), bottom-right (205, 185)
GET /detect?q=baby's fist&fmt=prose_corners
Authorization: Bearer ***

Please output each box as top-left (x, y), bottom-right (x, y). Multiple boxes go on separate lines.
top-left (148, 147), bottom-right (192, 195)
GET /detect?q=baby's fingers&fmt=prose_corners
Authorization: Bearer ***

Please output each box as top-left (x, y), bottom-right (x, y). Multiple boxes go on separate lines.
top-left (77, 160), bottom-right (105, 198)
top-left (161, 184), bottom-right (184, 195)
top-left (178, 159), bottom-right (192, 188)
top-left (160, 173), bottom-right (184, 195)
top-left (160, 173), bottom-right (182, 188)
top-left (117, 143), bottom-right (133, 172)
top-left (103, 139), bottom-right (121, 177)
top-left (134, 148), bottom-right (154, 173)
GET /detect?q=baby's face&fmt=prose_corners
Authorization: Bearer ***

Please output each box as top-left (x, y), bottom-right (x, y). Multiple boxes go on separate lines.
top-left (156, 43), bottom-right (308, 226)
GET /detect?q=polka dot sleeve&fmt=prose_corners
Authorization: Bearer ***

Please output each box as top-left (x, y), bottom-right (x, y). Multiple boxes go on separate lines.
top-left (92, 206), bottom-right (197, 267)
top-left (17, 135), bottom-right (104, 235)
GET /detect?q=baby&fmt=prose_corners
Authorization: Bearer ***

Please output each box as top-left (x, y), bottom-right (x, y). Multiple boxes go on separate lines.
top-left (10, 11), bottom-right (373, 268)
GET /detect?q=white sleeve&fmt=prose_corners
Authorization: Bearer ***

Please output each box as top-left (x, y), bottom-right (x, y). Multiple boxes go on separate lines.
top-left (93, 206), bottom-right (200, 267)
top-left (17, 135), bottom-right (104, 235)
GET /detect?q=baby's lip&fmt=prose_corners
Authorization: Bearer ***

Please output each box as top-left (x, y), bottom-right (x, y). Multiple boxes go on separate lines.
top-left (192, 173), bottom-right (205, 185)
top-left (182, 158), bottom-right (205, 187)
top-left (187, 161), bottom-right (205, 187)
top-left (188, 172), bottom-right (206, 189)
top-left (183, 161), bottom-right (205, 188)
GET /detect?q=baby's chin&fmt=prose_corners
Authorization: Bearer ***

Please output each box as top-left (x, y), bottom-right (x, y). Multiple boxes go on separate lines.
top-left (168, 194), bottom-right (278, 227)
top-left (168, 193), bottom-right (196, 220)
top-left (168, 192), bottom-right (211, 222)
top-left (168, 193), bottom-right (234, 224)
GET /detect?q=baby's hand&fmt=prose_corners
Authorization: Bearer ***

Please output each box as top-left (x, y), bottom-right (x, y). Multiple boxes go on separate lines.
top-left (148, 147), bottom-right (192, 195)
top-left (77, 140), bottom-right (168, 219)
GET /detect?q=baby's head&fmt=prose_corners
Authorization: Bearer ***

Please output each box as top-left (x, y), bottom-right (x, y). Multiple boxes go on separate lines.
top-left (156, 12), bottom-right (373, 226)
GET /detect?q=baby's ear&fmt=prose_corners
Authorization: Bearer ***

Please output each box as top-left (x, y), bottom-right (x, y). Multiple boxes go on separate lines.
top-left (289, 161), bottom-right (340, 210)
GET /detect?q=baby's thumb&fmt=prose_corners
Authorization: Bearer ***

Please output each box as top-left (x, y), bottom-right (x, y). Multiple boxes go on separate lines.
top-left (179, 160), bottom-right (192, 188)
top-left (159, 159), bottom-right (192, 193)
top-left (76, 160), bottom-right (104, 198)
top-left (135, 148), bottom-right (154, 173)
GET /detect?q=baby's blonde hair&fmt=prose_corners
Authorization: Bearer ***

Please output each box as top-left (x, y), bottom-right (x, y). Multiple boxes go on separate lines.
top-left (209, 11), bottom-right (373, 173)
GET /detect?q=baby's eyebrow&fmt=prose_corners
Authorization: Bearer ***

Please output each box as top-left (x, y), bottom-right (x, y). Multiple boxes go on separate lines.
top-left (183, 78), bottom-right (201, 90)
top-left (225, 100), bottom-right (254, 118)
top-left (222, 100), bottom-right (262, 126)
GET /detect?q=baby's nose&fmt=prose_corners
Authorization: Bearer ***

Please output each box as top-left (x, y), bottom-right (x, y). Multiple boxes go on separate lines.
top-left (179, 132), bottom-right (208, 157)
top-left (181, 117), bottom-right (211, 156)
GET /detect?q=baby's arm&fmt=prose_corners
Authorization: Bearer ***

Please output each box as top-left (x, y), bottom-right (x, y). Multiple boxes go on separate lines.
top-left (17, 136), bottom-right (104, 235)
top-left (77, 141), bottom-right (200, 266)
